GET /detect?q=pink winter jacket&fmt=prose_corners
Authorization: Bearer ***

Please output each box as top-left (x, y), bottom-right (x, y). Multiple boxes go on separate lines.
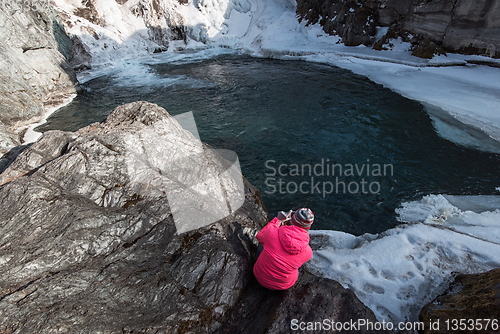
top-left (253, 217), bottom-right (313, 290)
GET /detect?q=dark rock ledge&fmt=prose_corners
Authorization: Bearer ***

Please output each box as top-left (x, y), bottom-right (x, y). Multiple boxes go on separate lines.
top-left (0, 101), bottom-right (385, 333)
top-left (419, 268), bottom-right (500, 334)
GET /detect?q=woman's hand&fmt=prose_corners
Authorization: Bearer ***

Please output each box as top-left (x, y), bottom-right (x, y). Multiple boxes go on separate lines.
top-left (277, 210), bottom-right (293, 222)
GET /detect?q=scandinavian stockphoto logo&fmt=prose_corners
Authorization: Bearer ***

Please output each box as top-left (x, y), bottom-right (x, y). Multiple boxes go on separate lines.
top-left (264, 159), bottom-right (394, 197)
top-left (124, 112), bottom-right (245, 234)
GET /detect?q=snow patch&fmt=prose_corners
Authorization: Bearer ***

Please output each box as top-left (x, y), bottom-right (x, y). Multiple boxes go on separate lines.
top-left (23, 94), bottom-right (78, 144)
top-left (374, 26), bottom-right (388, 42)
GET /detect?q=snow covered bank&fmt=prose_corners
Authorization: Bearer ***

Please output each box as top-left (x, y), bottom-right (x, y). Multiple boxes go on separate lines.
top-left (50, 0), bottom-right (254, 67)
top-left (307, 194), bottom-right (500, 325)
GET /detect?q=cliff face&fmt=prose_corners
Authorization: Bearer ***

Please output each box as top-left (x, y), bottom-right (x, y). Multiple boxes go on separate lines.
top-left (296, 0), bottom-right (500, 58)
top-left (0, 1), bottom-right (80, 154)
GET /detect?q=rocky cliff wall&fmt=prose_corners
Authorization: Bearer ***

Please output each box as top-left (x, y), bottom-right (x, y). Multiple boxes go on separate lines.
top-left (0, 1), bottom-right (80, 154)
top-left (296, 0), bottom-right (500, 58)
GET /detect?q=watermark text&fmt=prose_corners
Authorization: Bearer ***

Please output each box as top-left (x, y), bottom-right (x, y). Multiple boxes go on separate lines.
top-left (265, 159), bottom-right (393, 197)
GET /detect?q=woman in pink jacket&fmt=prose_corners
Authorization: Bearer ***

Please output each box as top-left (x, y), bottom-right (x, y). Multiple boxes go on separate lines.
top-left (253, 208), bottom-right (314, 290)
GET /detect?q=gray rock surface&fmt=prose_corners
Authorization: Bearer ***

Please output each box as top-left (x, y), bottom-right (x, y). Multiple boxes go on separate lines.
top-left (0, 101), bottom-right (268, 333)
top-left (0, 122), bottom-right (20, 155)
top-left (295, 0), bottom-right (378, 47)
top-left (407, 0), bottom-right (500, 57)
top-left (0, 1), bottom-right (80, 155)
top-left (0, 101), bottom-right (382, 333)
top-left (296, 0), bottom-right (500, 58)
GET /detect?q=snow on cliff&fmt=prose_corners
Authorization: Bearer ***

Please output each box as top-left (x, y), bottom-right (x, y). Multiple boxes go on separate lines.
top-left (51, 0), bottom-right (254, 65)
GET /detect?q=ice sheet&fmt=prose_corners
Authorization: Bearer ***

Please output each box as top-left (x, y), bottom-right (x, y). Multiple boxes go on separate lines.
top-left (23, 94), bottom-right (77, 143)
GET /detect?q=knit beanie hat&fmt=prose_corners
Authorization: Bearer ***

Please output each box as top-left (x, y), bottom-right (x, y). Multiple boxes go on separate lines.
top-left (291, 208), bottom-right (314, 230)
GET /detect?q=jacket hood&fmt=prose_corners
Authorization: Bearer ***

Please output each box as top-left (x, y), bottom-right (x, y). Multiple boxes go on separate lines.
top-left (278, 225), bottom-right (310, 255)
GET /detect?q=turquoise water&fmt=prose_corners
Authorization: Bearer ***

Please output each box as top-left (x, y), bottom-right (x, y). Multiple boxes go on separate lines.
top-left (37, 55), bottom-right (500, 234)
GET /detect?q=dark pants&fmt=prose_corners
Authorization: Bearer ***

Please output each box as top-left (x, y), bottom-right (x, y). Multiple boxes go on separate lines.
top-left (255, 242), bottom-right (302, 280)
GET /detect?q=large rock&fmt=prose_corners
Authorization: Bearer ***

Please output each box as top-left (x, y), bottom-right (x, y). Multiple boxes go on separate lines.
top-left (219, 271), bottom-right (393, 334)
top-left (419, 268), bottom-right (500, 334)
top-left (0, 101), bottom-right (383, 333)
top-left (442, 0), bottom-right (500, 57)
top-left (296, 0), bottom-right (500, 58)
top-left (0, 1), bottom-right (80, 155)
top-left (0, 101), bottom-right (267, 333)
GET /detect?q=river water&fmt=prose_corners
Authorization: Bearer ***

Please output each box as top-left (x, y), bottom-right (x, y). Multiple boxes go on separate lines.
top-left (36, 55), bottom-right (500, 234)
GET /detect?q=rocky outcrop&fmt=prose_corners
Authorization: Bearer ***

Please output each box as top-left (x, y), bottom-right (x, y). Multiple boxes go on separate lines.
top-left (0, 101), bottom-right (382, 333)
top-left (0, 1), bottom-right (80, 154)
top-left (296, 0), bottom-right (500, 58)
top-left (404, 0), bottom-right (500, 57)
top-left (419, 268), bottom-right (500, 333)
top-left (219, 271), bottom-right (393, 334)
top-left (0, 101), bottom-right (266, 332)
